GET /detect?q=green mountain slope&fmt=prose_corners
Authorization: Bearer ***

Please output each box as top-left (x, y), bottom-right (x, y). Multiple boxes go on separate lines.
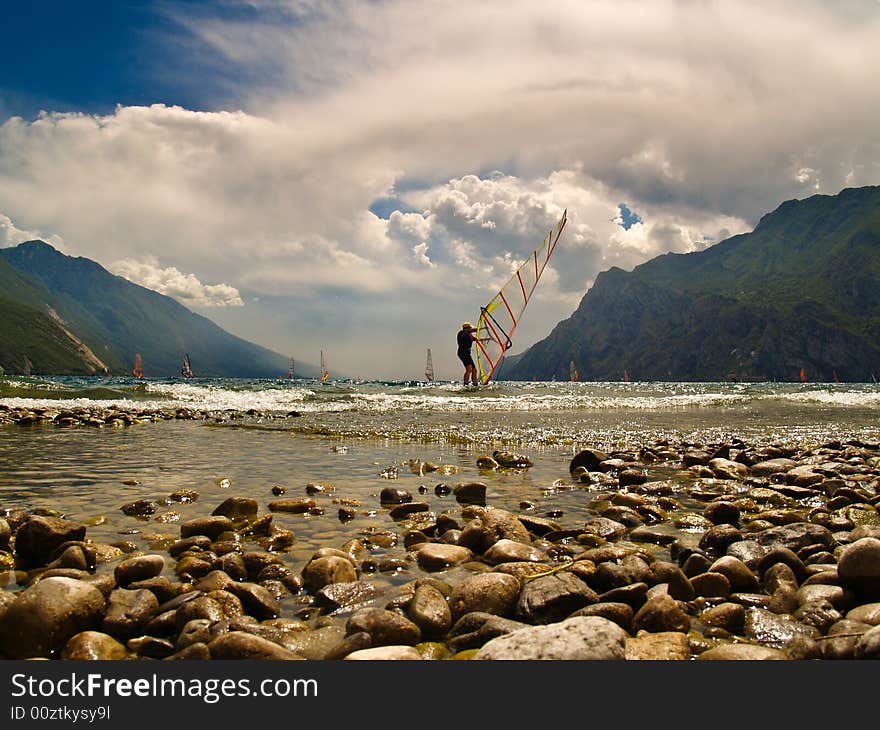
top-left (0, 241), bottom-right (310, 378)
top-left (0, 256), bottom-right (110, 375)
top-left (505, 186), bottom-right (880, 382)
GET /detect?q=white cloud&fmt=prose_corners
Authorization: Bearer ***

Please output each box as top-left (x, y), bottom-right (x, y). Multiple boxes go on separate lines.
top-left (111, 257), bottom-right (244, 307)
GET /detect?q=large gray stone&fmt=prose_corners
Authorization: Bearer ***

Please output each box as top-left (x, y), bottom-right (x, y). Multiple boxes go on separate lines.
top-left (476, 616), bottom-right (626, 660)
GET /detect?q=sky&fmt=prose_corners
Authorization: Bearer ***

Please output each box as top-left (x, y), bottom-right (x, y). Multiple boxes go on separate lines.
top-left (1, 0), bottom-right (879, 380)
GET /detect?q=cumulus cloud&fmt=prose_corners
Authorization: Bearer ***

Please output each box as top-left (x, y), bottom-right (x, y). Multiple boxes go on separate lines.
top-left (111, 257), bottom-right (244, 307)
top-left (0, 0), bottom-right (878, 377)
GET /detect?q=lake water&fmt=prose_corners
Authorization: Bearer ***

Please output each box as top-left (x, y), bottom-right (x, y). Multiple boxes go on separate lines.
top-left (2, 376), bottom-right (879, 601)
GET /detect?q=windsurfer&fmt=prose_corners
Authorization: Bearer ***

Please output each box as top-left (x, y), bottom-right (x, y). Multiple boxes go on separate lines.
top-left (457, 322), bottom-right (478, 386)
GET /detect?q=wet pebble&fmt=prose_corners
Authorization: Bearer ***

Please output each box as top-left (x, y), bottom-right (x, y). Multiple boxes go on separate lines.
top-left (346, 608), bottom-right (421, 646)
top-left (61, 631), bottom-right (129, 660)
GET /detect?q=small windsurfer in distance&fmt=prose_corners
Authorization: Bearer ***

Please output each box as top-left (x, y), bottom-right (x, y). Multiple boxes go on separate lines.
top-left (458, 322), bottom-right (478, 386)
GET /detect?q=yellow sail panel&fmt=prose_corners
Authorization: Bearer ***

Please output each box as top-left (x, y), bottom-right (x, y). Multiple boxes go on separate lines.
top-left (475, 210), bottom-right (567, 384)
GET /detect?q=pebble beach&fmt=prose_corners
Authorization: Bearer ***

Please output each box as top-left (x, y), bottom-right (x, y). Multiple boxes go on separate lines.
top-left (2, 378), bottom-right (880, 660)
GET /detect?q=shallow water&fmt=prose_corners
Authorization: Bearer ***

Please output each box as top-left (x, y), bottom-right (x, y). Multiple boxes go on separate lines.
top-left (2, 377), bottom-right (880, 603)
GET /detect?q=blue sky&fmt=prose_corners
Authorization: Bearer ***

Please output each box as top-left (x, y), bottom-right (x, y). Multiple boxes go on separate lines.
top-left (1, 1), bottom-right (878, 379)
top-left (3, 3), bottom-right (185, 117)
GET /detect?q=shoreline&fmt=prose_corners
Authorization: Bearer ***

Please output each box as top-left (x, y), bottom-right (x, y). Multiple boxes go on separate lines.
top-left (1, 419), bottom-right (880, 660)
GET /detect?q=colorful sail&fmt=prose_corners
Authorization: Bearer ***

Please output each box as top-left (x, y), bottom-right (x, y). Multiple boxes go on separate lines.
top-left (569, 360), bottom-right (579, 382)
top-left (799, 367), bottom-right (808, 383)
top-left (623, 370), bottom-right (630, 383)
top-left (474, 210), bottom-right (567, 384)
top-left (321, 350), bottom-right (330, 382)
top-left (287, 357), bottom-right (295, 380)
top-left (181, 353), bottom-right (194, 379)
top-left (132, 353), bottom-right (144, 379)
top-left (425, 348), bottom-right (435, 382)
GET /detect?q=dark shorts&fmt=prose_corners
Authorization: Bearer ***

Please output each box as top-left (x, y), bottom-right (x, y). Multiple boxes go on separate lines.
top-left (458, 351), bottom-right (475, 368)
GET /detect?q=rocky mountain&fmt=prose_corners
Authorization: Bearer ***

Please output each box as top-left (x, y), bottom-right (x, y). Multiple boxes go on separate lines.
top-left (505, 185), bottom-right (880, 382)
top-left (0, 241), bottom-right (311, 378)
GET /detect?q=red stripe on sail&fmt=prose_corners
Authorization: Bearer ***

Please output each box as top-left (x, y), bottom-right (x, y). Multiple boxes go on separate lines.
top-left (499, 291), bottom-right (516, 326)
top-left (517, 271), bottom-right (527, 305)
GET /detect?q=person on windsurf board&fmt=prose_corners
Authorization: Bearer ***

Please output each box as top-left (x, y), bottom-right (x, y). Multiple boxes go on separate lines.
top-left (457, 322), bottom-right (479, 386)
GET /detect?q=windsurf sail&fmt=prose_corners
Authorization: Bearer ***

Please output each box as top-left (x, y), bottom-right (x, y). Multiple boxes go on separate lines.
top-left (425, 348), bottom-right (435, 382)
top-left (132, 353), bottom-right (144, 379)
top-left (623, 370), bottom-right (630, 383)
top-left (287, 357), bottom-right (295, 380)
top-left (181, 353), bottom-right (194, 379)
top-left (569, 360), bottom-right (579, 382)
top-left (799, 367), bottom-right (808, 383)
top-left (474, 210), bottom-right (567, 384)
top-left (833, 369), bottom-right (839, 384)
top-left (321, 350), bottom-right (329, 382)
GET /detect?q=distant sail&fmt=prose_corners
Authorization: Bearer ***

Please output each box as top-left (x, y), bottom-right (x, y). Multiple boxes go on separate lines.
top-left (799, 367), bottom-right (808, 383)
top-left (181, 353), bottom-right (195, 379)
top-left (569, 360), bottom-right (579, 382)
top-left (833, 369), bottom-right (840, 384)
top-left (287, 357), bottom-right (294, 380)
top-left (425, 348), bottom-right (435, 382)
top-left (474, 210), bottom-right (567, 384)
top-left (132, 353), bottom-right (144, 379)
top-left (623, 369), bottom-right (630, 383)
top-left (321, 350), bottom-right (330, 383)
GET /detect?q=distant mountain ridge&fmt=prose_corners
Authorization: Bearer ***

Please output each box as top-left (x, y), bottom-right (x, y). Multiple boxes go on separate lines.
top-left (0, 241), bottom-right (313, 378)
top-left (505, 185), bottom-right (880, 382)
